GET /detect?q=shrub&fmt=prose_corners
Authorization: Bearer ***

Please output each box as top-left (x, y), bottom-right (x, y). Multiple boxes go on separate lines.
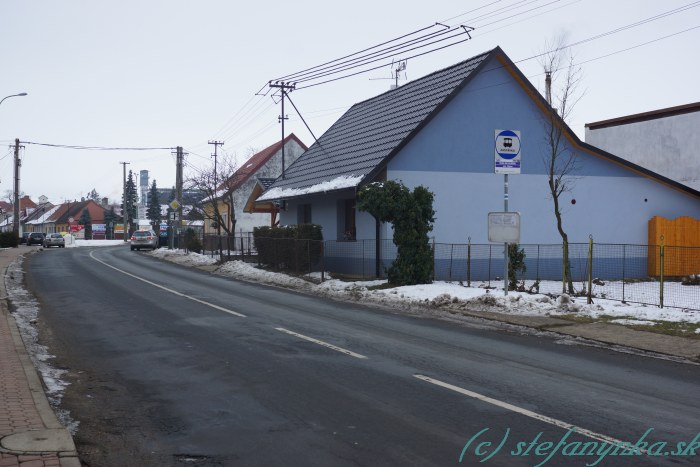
top-left (254, 224), bottom-right (323, 273)
top-left (184, 228), bottom-right (202, 254)
top-left (0, 232), bottom-right (18, 248)
top-left (508, 243), bottom-right (527, 290)
top-left (357, 181), bottom-right (435, 286)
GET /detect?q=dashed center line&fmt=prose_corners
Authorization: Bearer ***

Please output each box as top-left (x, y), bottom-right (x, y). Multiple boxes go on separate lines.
top-left (413, 374), bottom-right (635, 451)
top-left (89, 250), bottom-right (246, 318)
top-left (275, 327), bottom-right (368, 359)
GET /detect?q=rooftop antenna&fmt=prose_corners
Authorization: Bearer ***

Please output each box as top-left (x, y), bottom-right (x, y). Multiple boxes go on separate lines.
top-left (369, 59), bottom-right (408, 90)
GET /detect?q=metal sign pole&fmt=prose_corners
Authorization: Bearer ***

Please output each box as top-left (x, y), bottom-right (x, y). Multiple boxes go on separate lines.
top-left (504, 174), bottom-right (509, 296)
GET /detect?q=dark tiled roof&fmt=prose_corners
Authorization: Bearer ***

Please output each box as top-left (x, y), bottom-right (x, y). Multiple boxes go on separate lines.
top-left (263, 49), bottom-right (494, 197)
top-left (257, 177), bottom-right (277, 190)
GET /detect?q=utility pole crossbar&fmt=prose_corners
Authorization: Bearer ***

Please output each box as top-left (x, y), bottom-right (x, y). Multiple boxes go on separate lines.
top-left (269, 81), bottom-right (296, 179)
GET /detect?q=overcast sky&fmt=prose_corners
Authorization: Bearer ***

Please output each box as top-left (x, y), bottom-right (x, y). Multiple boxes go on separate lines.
top-left (1, 0), bottom-right (698, 204)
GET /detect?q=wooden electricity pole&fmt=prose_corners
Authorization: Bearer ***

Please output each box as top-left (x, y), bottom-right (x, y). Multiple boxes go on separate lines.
top-left (12, 138), bottom-right (23, 238)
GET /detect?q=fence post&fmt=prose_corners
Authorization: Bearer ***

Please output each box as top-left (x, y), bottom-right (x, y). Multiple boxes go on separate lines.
top-left (362, 240), bottom-right (365, 280)
top-left (307, 239), bottom-right (311, 276)
top-left (660, 236), bottom-right (665, 309)
top-left (449, 244), bottom-right (454, 282)
top-left (321, 241), bottom-right (325, 282)
top-left (488, 244), bottom-right (492, 288)
top-left (587, 235), bottom-right (593, 305)
top-left (431, 237), bottom-right (436, 282)
top-left (536, 244), bottom-right (540, 283)
top-left (622, 244), bottom-right (626, 303)
top-left (562, 242), bottom-right (566, 295)
top-left (467, 237), bottom-right (471, 287)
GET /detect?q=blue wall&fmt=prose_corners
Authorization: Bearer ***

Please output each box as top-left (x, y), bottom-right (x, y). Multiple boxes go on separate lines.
top-left (387, 55), bottom-right (700, 244)
top-left (280, 189), bottom-right (391, 242)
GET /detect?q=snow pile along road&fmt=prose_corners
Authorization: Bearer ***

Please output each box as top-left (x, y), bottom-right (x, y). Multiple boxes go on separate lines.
top-left (148, 249), bottom-right (700, 326)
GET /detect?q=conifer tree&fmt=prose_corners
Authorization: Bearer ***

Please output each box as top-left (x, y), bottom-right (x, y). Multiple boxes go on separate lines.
top-left (147, 179), bottom-right (162, 233)
top-left (79, 208), bottom-right (92, 240)
top-left (104, 206), bottom-right (117, 240)
top-left (123, 170), bottom-right (139, 236)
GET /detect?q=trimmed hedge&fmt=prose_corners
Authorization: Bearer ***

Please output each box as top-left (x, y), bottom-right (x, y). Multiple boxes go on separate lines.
top-left (0, 232), bottom-right (19, 248)
top-left (254, 224), bottom-right (323, 273)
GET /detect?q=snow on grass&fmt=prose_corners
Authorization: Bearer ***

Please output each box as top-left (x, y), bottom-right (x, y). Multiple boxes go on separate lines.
top-left (145, 249), bottom-right (700, 325)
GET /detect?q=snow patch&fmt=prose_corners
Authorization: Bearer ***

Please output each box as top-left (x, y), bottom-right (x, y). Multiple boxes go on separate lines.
top-left (258, 174), bottom-right (364, 201)
top-left (146, 250), bottom-right (700, 324)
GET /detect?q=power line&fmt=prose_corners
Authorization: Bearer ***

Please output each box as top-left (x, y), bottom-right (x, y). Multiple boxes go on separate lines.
top-left (210, 0), bottom-right (697, 159)
top-left (21, 141), bottom-right (173, 151)
top-left (513, 1), bottom-right (700, 65)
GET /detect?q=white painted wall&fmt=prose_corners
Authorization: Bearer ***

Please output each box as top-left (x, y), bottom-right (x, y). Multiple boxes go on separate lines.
top-left (233, 139), bottom-right (305, 233)
top-left (585, 111), bottom-right (700, 190)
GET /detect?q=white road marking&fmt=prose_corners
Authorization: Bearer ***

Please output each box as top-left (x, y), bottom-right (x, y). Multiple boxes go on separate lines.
top-left (89, 250), bottom-right (246, 318)
top-left (413, 374), bottom-right (637, 450)
top-left (275, 327), bottom-right (368, 359)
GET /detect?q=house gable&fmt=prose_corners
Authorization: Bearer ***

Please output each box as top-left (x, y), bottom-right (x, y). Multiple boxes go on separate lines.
top-left (222, 133), bottom-right (307, 192)
top-left (259, 49), bottom-right (494, 201)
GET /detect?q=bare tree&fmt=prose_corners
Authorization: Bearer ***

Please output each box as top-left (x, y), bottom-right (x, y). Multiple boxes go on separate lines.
top-left (186, 154), bottom-right (239, 261)
top-left (539, 36), bottom-right (584, 294)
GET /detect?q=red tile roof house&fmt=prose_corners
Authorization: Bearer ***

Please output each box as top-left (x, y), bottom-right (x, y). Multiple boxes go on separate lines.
top-left (0, 196), bottom-right (38, 233)
top-left (202, 133), bottom-right (307, 235)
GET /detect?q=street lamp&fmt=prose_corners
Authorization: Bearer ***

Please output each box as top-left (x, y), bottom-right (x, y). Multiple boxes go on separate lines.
top-left (0, 92), bottom-right (28, 106)
top-left (1, 92), bottom-right (28, 239)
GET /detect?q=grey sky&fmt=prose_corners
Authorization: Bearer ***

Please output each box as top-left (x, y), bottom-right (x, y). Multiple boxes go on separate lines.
top-left (1, 0), bottom-right (698, 203)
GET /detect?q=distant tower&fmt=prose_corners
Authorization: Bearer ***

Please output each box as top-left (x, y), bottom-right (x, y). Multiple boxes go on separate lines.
top-left (139, 170), bottom-right (149, 219)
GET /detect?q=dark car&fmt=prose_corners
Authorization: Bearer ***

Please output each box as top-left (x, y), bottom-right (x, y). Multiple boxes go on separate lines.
top-left (130, 230), bottom-right (158, 251)
top-left (20, 232), bottom-right (30, 244)
top-left (26, 232), bottom-right (46, 246)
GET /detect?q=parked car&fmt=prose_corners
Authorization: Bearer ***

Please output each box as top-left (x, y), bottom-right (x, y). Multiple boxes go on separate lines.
top-left (43, 233), bottom-right (65, 248)
top-left (130, 230), bottom-right (158, 251)
top-left (26, 232), bottom-right (46, 246)
top-left (20, 232), bottom-right (30, 244)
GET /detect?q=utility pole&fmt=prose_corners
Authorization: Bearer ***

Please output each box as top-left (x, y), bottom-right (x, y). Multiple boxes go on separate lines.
top-left (175, 146), bottom-right (184, 248)
top-left (120, 162), bottom-right (130, 242)
top-left (12, 138), bottom-right (23, 238)
top-left (208, 140), bottom-right (224, 237)
top-left (269, 81), bottom-right (295, 179)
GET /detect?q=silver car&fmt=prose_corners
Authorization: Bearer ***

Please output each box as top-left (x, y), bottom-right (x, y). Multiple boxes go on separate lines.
top-left (130, 230), bottom-right (158, 251)
top-left (43, 233), bottom-right (65, 248)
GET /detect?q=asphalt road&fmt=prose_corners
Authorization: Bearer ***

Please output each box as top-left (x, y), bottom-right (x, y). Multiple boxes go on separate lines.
top-left (25, 245), bottom-right (700, 466)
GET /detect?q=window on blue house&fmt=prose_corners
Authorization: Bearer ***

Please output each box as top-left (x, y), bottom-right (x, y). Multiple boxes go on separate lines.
top-left (337, 199), bottom-right (356, 241)
top-left (297, 204), bottom-right (312, 224)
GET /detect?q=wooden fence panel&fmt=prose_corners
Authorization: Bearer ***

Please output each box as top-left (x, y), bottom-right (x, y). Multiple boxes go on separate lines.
top-left (648, 216), bottom-right (700, 276)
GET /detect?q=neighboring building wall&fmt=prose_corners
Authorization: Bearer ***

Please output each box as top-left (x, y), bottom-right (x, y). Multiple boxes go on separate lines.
top-left (139, 170), bottom-right (149, 219)
top-left (233, 139), bottom-right (306, 233)
top-left (585, 105), bottom-right (700, 191)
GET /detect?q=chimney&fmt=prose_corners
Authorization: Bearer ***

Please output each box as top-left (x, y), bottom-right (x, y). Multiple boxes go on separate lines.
top-left (545, 71), bottom-right (552, 105)
top-left (102, 197), bottom-right (109, 207)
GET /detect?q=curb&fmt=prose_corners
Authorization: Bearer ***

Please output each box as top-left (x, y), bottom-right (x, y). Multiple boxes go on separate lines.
top-left (0, 248), bottom-right (80, 467)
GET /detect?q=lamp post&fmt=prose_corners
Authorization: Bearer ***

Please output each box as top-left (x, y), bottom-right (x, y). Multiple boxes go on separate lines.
top-left (1, 92), bottom-right (28, 239)
top-left (0, 92), bottom-right (27, 106)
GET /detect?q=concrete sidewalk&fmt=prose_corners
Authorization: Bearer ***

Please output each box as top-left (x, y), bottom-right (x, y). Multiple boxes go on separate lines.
top-left (0, 246), bottom-right (79, 467)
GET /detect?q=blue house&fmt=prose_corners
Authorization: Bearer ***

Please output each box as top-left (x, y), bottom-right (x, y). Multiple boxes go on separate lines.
top-left (258, 47), bottom-right (700, 279)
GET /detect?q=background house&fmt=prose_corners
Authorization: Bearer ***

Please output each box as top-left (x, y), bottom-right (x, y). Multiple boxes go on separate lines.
top-left (203, 133), bottom-right (307, 235)
top-left (258, 47), bottom-right (700, 279)
top-left (585, 101), bottom-right (700, 191)
top-left (52, 200), bottom-right (108, 239)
